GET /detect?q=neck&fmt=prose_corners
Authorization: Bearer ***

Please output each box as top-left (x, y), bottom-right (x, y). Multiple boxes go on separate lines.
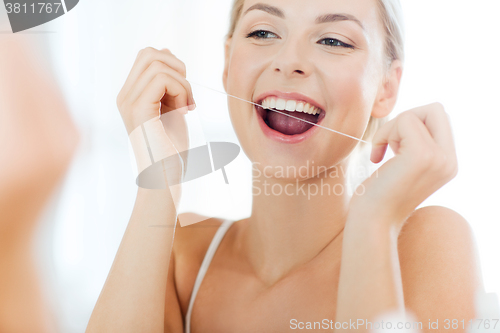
top-left (241, 159), bottom-right (352, 285)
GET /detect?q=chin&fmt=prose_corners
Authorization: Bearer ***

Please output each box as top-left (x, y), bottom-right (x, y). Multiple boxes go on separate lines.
top-left (247, 147), bottom-right (352, 182)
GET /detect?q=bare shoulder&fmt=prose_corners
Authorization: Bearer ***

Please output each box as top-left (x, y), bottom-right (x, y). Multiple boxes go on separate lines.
top-left (398, 205), bottom-right (474, 251)
top-left (172, 213), bottom-right (225, 314)
top-left (398, 206), bottom-right (483, 324)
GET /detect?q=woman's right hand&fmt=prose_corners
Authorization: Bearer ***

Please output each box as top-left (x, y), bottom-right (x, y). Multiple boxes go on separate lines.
top-left (117, 47), bottom-right (194, 192)
top-left (117, 47), bottom-right (195, 134)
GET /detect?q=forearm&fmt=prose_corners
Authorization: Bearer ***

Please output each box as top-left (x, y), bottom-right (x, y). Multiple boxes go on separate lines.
top-left (335, 211), bottom-right (405, 331)
top-left (86, 188), bottom-right (178, 333)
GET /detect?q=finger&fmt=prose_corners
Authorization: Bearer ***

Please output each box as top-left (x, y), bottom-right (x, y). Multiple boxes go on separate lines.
top-left (136, 73), bottom-right (189, 117)
top-left (370, 117), bottom-right (397, 163)
top-left (408, 103), bottom-right (456, 154)
top-left (126, 60), bottom-right (194, 107)
top-left (118, 47), bottom-right (188, 104)
top-left (370, 111), bottom-right (436, 163)
top-left (394, 111), bottom-right (458, 181)
top-left (394, 111), bottom-right (437, 155)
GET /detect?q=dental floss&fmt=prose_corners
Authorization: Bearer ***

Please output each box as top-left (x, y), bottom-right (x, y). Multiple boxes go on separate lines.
top-left (189, 81), bottom-right (371, 144)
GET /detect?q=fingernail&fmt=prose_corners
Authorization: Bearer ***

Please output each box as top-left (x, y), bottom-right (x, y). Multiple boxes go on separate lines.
top-left (188, 103), bottom-right (196, 111)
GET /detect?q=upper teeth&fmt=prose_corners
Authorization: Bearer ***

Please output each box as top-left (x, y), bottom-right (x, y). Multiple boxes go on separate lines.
top-left (261, 97), bottom-right (321, 115)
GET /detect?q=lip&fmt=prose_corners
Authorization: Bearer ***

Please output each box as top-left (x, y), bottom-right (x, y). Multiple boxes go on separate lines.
top-left (255, 104), bottom-right (325, 144)
top-left (254, 90), bottom-right (326, 112)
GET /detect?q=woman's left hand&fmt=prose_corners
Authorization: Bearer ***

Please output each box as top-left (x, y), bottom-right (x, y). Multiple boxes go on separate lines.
top-left (350, 102), bottom-right (458, 231)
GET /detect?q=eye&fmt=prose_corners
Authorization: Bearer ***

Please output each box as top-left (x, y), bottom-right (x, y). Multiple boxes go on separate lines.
top-left (246, 30), bottom-right (279, 39)
top-left (318, 38), bottom-right (354, 49)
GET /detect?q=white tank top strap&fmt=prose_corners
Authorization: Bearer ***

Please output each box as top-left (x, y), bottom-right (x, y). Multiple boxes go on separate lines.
top-left (184, 219), bottom-right (236, 333)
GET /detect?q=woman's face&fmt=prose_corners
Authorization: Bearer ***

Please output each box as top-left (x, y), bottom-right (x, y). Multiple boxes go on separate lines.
top-left (223, 0), bottom-right (389, 179)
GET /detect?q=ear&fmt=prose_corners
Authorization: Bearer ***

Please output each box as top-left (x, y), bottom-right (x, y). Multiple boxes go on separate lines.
top-left (222, 38), bottom-right (232, 92)
top-left (371, 60), bottom-right (403, 118)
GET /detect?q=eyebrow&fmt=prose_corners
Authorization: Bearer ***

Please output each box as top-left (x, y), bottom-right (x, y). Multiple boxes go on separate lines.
top-left (316, 13), bottom-right (364, 30)
top-left (244, 3), bottom-right (285, 19)
top-left (243, 3), bottom-right (365, 30)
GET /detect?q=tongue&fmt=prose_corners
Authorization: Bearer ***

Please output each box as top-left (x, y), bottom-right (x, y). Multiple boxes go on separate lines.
top-left (266, 110), bottom-right (317, 135)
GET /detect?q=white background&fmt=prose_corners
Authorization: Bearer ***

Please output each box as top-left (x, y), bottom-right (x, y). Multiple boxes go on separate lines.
top-left (1, 0), bottom-right (499, 331)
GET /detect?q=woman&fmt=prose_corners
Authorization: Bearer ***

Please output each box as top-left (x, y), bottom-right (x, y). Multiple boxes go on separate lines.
top-left (87, 0), bottom-right (483, 332)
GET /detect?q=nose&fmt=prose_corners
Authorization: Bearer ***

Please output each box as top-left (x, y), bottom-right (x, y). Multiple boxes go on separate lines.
top-left (271, 36), bottom-right (313, 79)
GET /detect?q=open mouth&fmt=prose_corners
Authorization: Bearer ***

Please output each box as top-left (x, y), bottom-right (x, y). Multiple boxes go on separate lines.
top-left (256, 97), bottom-right (326, 136)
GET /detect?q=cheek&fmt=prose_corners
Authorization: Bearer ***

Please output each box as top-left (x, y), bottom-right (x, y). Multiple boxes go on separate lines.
top-left (318, 57), bottom-right (381, 148)
top-left (324, 58), bottom-right (381, 120)
top-left (226, 43), bottom-right (273, 142)
top-left (225, 44), bottom-right (263, 159)
top-left (337, 63), bottom-right (377, 102)
top-left (226, 43), bottom-right (267, 96)
top-left (323, 66), bottom-right (370, 129)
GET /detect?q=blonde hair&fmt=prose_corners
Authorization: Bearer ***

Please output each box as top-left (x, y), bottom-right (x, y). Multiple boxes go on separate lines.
top-left (226, 0), bottom-right (405, 143)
